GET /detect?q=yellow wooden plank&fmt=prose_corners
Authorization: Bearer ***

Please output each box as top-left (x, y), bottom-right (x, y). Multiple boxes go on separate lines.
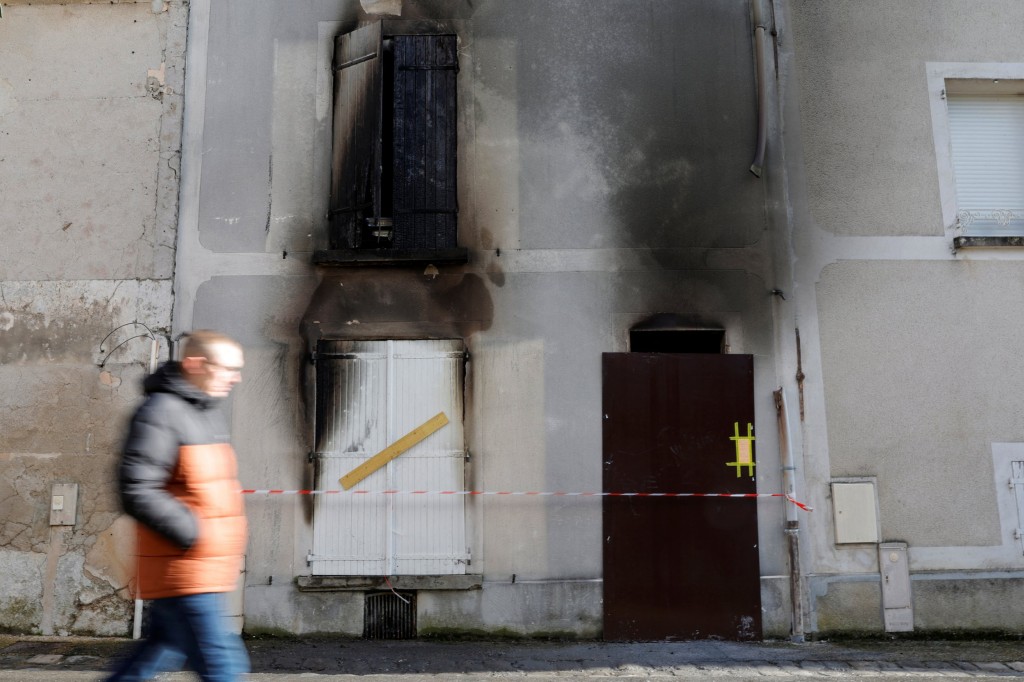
top-left (340, 412), bottom-right (450, 490)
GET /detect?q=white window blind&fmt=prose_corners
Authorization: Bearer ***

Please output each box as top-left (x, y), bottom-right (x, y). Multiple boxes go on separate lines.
top-left (947, 95), bottom-right (1024, 233)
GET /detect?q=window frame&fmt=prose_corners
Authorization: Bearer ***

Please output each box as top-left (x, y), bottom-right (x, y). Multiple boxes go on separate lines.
top-left (309, 338), bottom-right (469, 577)
top-left (927, 62), bottom-right (1024, 246)
top-left (315, 22), bottom-right (467, 267)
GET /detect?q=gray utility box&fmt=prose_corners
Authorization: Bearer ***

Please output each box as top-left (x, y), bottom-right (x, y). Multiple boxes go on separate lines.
top-left (879, 542), bottom-right (913, 632)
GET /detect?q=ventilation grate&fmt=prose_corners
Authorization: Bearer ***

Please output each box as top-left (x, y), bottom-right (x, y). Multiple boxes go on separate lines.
top-left (364, 591), bottom-right (417, 639)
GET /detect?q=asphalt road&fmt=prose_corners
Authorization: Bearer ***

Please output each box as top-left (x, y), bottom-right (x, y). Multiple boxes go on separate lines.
top-left (3, 635), bottom-right (1024, 680)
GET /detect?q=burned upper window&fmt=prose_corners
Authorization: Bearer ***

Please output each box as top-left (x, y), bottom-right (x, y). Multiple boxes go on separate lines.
top-left (315, 23), bottom-right (467, 266)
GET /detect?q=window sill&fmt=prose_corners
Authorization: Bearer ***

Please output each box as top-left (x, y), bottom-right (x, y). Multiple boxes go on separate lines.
top-left (296, 575), bottom-right (482, 592)
top-left (312, 248), bottom-right (469, 267)
top-left (954, 236), bottom-right (1024, 249)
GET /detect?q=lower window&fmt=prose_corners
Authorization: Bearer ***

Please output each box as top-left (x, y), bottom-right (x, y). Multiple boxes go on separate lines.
top-left (309, 339), bottom-right (468, 576)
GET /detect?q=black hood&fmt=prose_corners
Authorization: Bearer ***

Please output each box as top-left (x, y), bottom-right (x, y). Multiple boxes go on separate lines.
top-left (142, 362), bottom-right (218, 409)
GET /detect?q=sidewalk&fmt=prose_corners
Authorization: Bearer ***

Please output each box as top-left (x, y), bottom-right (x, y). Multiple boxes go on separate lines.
top-left (2, 634), bottom-right (1024, 680)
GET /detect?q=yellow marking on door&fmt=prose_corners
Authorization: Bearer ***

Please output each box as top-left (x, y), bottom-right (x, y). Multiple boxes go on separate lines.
top-left (340, 412), bottom-right (449, 490)
top-left (726, 422), bottom-right (756, 477)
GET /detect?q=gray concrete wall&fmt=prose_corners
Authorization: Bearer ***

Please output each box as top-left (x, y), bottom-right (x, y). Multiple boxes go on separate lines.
top-left (0, 0), bottom-right (187, 634)
top-left (175, 0), bottom-right (796, 637)
top-left (781, 0), bottom-right (1024, 633)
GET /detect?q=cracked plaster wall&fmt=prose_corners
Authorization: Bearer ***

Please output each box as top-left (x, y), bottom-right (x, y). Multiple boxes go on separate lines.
top-left (0, 1), bottom-right (186, 635)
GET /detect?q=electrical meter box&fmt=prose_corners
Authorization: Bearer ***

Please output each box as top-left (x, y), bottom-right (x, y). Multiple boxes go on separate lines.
top-left (831, 480), bottom-right (879, 544)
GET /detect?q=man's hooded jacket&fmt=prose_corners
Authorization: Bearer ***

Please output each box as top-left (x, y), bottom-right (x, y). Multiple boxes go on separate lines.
top-left (119, 362), bottom-right (247, 599)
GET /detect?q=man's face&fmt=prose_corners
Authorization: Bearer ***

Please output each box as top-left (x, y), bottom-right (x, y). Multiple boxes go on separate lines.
top-left (185, 342), bottom-right (244, 398)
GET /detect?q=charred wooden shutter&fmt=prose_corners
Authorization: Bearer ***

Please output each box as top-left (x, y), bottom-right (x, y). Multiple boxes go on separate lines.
top-left (392, 34), bottom-right (458, 250)
top-left (329, 23), bottom-right (383, 249)
top-left (326, 25), bottom-right (461, 258)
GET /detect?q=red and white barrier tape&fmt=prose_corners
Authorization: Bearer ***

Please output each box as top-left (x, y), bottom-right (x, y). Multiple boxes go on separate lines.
top-left (240, 489), bottom-right (813, 511)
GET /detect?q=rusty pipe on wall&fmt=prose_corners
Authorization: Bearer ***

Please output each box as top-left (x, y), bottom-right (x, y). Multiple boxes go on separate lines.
top-left (750, 0), bottom-right (769, 177)
top-left (774, 387), bottom-right (806, 642)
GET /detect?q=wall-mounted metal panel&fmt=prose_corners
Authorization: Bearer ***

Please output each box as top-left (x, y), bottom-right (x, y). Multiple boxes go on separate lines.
top-left (1011, 461), bottom-right (1024, 553)
top-left (832, 481), bottom-right (879, 544)
top-left (879, 542), bottom-right (913, 632)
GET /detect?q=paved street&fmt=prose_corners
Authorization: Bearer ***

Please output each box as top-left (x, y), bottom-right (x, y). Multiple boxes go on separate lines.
top-left (3, 635), bottom-right (1024, 680)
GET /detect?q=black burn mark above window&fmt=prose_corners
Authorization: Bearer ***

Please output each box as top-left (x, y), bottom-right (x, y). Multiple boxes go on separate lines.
top-left (299, 271), bottom-right (493, 343)
top-left (316, 23), bottom-right (467, 267)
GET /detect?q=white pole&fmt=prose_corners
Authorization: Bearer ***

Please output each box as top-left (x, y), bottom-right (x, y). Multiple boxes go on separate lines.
top-left (775, 387), bottom-right (805, 642)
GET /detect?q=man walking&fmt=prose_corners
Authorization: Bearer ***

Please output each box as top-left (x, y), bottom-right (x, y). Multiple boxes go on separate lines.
top-left (107, 330), bottom-right (249, 682)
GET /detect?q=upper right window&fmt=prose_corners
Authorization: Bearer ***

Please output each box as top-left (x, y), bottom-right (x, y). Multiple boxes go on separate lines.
top-left (926, 64), bottom-right (1024, 244)
top-left (947, 88), bottom-right (1024, 234)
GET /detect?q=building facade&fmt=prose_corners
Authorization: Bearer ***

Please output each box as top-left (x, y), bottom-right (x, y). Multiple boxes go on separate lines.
top-left (2, 0), bottom-right (1024, 639)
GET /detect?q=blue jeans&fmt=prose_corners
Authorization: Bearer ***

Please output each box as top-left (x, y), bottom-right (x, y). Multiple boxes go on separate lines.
top-left (106, 592), bottom-right (249, 682)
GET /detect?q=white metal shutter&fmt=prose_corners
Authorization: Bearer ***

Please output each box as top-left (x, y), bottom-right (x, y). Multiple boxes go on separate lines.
top-left (310, 339), bottom-right (467, 576)
top-left (947, 95), bottom-right (1024, 233)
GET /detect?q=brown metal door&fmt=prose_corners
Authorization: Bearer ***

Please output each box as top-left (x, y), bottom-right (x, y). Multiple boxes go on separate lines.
top-left (602, 353), bottom-right (761, 641)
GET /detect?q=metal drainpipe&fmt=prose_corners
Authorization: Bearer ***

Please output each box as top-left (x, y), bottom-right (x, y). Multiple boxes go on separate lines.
top-left (774, 388), bottom-right (805, 642)
top-left (750, 0), bottom-right (769, 177)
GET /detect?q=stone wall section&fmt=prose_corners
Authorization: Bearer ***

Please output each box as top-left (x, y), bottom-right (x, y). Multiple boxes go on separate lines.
top-left (0, 1), bottom-right (186, 635)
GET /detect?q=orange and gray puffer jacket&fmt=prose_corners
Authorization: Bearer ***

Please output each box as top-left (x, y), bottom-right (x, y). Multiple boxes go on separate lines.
top-left (118, 362), bottom-right (247, 600)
